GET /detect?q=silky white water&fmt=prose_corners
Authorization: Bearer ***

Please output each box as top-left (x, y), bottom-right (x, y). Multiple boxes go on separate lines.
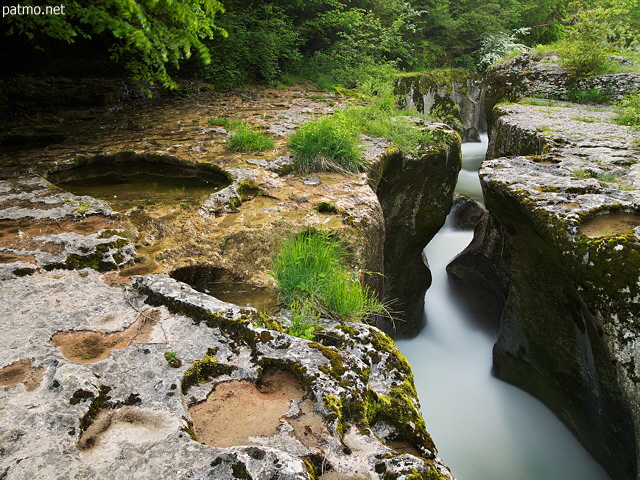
top-left (396, 136), bottom-right (611, 480)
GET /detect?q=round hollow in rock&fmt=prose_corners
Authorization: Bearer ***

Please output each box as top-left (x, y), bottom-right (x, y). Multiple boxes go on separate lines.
top-left (188, 369), bottom-right (306, 448)
top-left (77, 406), bottom-right (178, 451)
top-left (0, 358), bottom-right (44, 391)
top-left (50, 310), bottom-right (158, 363)
top-left (578, 212), bottom-right (640, 238)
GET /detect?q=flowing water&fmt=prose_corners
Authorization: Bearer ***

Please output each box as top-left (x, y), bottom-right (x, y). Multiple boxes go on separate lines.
top-left (396, 136), bottom-right (611, 480)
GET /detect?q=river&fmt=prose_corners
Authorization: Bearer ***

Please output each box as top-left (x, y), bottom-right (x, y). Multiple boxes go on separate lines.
top-left (396, 137), bottom-right (611, 480)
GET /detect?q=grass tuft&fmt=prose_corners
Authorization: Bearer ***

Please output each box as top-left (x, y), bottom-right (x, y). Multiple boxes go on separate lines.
top-left (227, 122), bottom-right (275, 152)
top-left (288, 114), bottom-right (363, 173)
top-left (288, 79), bottom-right (437, 173)
top-left (270, 229), bottom-right (386, 324)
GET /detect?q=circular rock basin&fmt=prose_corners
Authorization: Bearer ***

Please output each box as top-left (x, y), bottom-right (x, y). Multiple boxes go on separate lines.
top-left (201, 282), bottom-right (279, 313)
top-left (47, 154), bottom-right (230, 212)
top-left (171, 265), bottom-right (279, 313)
top-left (578, 212), bottom-right (640, 238)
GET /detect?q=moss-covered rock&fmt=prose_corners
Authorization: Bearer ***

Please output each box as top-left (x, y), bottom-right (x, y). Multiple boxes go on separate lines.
top-left (396, 69), bottom-right (486, 142)
top-left (479, 100), bottom-right (640, 480)
top-left (370, 124), bottom-right (462, 337)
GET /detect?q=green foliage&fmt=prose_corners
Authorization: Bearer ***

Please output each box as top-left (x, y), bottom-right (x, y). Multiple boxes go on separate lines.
top-left (615, 93), bottom-right (640, 128)
top-left (476, 29), bottom-right (530, 72)
top-left (200, 2), bottom-right (302, 88)
top-left (208, 117), bottom-right (230, 127)
top-left (227, 122), bottom-right (275, 152)
top-left (572, 169), bottom-right (591, 179)
top-left (286, 300), bottom-right (320, 340)
top-left (567, 87), bottom-right (611, 104)
top-left (4, 0), bottom-right (225, 90)
top-left (164, 350), bottom-right (181, 367)
top-left (270, 230), bottom-right (385, 323)
top-left (289, 78), bottom-right (436, 173)
top-left (288, 114), bottom-right (364, 173)
top-left (552, 0), bottom-right (640, 76)
top-left (315, 201), bottom-right (338, 213)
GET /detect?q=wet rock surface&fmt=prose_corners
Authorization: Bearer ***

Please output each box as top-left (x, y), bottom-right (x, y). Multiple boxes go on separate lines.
top-left (479, 97), bottom-right (640, 479)
top-left (0, 86), bottom-right (458, 479)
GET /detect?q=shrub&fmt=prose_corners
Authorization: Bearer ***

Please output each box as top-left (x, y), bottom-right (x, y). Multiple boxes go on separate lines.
top-left (615, 92), bottom-right (640, 127)
top-left (227, 122), bottom-right (275, 152)
top-left (270, 230), bottom-right (385, 323)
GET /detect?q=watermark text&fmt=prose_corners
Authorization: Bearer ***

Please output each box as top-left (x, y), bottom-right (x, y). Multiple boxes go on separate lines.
top-left (3, 5), bottom-right (66, 17)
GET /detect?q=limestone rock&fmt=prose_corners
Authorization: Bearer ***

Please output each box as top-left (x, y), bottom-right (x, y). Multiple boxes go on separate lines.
top-left (0, 270), bottom-right (453, 479)
top-left (396, 70), bottom-right (486, 142)
top-left (0, 85), bottom-right (459, 480)
top-left (371, 124), bottom-right (462, 337)
top-left (485, 51), bottom-right (640, 131)
top-left (480, 100), bottom-right (640, 480)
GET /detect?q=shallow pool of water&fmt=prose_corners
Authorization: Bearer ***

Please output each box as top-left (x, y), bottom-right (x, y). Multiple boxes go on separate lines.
top-left (50, 159), bottom-right (229, 213)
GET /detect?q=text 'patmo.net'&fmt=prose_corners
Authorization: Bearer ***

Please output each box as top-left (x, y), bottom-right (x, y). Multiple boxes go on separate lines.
top-left (3, 5), bottom-right (66, 17)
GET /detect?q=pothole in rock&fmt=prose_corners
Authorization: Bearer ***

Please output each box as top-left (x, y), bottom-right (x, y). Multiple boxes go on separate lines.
top-left (0, 358), bottom-right (45, 391)
top-left (46, 153), bottom-right (231, 215)
top-left (77, 406), bottom-right (178, 451)
top-left (188, 369), bottom-right (326, 448)
top-left (50, 309), bottom-right (159, 363)
top-left (578, 212), bottom-right (640, 238)
top-left (171, 264), bottom-right (279, 313)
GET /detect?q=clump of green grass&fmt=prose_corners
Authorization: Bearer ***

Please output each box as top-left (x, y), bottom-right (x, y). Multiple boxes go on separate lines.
top-left (519, 97), bottom-right (559, 107)
top-left (270, 229), bottom-right (385, 324)
top-left (572, 169), bottom-right (591, 179)
top-left (208, 117), bottom-right (230, 127)
top-left (289, 79), bottom-right (437, 173)
top-left (227, 122), bottom-right (275, 152)
top-left (615, 93), bottom-right (640, 128)
top-left (571, 116), bottom-right (599, 123)
top-left (288, 115), bottom-right (363, 173)
top-left (567, 87), bottom-right (611, 104)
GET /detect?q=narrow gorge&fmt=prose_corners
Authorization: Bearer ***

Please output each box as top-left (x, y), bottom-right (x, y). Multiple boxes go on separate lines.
top-left (0, 50), bottom-right (639, 480)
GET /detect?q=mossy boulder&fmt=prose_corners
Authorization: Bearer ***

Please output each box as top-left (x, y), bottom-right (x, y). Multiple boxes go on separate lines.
top-left (370, 124), bottom-right (462, 337)
top-left (396, 69), bottom-right (486, 142)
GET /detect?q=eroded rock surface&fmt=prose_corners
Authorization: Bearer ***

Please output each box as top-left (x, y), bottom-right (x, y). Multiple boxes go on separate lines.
top-left (371, 124), bottom-right (462, 337)
top-left (479, 98), bottom-right (640, 479)
top-left (396, 70), bottom-right (486, 142)
top-left (0, 270), bottom-right (453, 479)
top-left (0, 86), bottom-right (459, 479)
top-left (485, 50), bottom-right (640, 130)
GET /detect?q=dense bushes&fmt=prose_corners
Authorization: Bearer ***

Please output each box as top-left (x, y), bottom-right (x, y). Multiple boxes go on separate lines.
top-left (4, 0), bottom-right (638, 90)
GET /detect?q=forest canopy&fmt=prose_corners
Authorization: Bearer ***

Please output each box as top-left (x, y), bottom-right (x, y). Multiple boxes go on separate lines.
top-left (2, 0), bottom-right (639, 89)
